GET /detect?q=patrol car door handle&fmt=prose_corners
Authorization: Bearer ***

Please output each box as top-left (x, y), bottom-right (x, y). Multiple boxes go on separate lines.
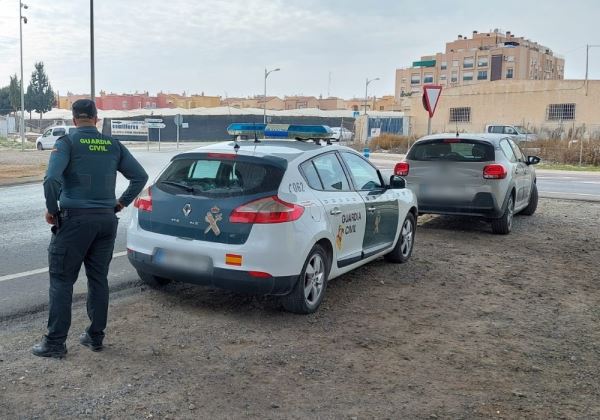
top-left (330, 208), bottom-right (342, 215)
top-left (367, 207), bottom-right (376, 212)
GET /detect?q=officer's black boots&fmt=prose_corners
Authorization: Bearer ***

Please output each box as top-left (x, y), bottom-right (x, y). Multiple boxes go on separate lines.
top-left (79, 332), bottom-right (103, 352)
top-left (31, 338), bottom-right (67, 359)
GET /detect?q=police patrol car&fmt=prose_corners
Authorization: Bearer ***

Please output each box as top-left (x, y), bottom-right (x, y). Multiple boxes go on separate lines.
top-left (127, 124), bottom-right (418, 313)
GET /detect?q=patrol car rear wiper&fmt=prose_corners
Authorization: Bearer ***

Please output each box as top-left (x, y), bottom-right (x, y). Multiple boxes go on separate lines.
top-left (159, 180), bottom-right (195, 193)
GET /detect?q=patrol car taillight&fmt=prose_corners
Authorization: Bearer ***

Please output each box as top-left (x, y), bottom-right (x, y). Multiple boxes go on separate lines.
top-left (134, 187), bottom-right (153, 212)
top-left (230, 196), bottom-right (304, 224)
top-left (394, 162), bottom-right (410, 176)
top-left (483, 164), bottom-right (507, 179)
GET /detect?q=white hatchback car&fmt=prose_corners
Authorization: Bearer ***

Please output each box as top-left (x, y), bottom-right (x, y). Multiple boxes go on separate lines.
top-left (127, 124), bottom-right (418, 313)
top-left (36, 126), bottom-right (76, 150)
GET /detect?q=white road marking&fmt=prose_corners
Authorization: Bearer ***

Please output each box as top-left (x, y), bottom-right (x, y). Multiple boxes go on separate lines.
top-left (541, 191), bottom-right (600, 197)
top-left (0, 251), bottom-right (128, 283)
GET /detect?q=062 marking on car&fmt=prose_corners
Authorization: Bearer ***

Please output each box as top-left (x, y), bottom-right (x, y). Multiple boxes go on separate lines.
top-left (288, 181), bottom-right (305, 193)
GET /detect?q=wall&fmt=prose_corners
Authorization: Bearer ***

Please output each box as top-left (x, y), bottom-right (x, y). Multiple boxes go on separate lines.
top-left (404, 79), bottom-right (600, 138)
top-left (101, 114), bottom-right (356, 141)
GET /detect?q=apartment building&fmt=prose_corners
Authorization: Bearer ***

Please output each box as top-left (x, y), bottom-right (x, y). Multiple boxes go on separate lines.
top-left (395, 30), bottom-right (565, 99)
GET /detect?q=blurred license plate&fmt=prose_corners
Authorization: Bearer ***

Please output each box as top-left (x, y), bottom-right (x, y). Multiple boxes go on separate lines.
top-left (421, 184), bottom-right (461, 198)
top-left (154, 249), bottom-right (212, 273)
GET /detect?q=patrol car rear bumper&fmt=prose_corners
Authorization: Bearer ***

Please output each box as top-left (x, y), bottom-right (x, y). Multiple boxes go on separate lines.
top-left (127, 250), bottom-right (298, 296)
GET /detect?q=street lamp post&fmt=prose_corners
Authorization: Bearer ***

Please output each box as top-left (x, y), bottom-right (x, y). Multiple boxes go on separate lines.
top-left (364, 77), bottom-right (379, 115)
top-left (90, 0), bottom-right (95, 100)
top-left (263, 67), bottom-right (280, 124)
top-left (19, 1), bottom-right (28, 152)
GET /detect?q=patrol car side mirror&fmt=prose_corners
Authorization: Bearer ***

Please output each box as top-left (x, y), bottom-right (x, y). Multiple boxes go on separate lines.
top-left (526, 155), bottom-right (541, 165)
top-left (389, 175), bottom-right (405, 189)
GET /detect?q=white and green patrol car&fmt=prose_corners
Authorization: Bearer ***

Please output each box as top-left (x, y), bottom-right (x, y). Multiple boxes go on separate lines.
top-left (127, 124), bottom-right (418, 313)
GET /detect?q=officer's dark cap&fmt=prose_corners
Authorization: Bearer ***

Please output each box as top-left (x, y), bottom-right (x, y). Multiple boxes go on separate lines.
top-left (72, 99), bottom-right (98, 119)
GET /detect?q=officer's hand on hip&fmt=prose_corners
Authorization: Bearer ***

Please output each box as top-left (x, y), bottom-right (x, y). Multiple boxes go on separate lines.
top-left (45, 211), bottom-right (57, 225)
top-left (114, 201), bottom-right (125, 213)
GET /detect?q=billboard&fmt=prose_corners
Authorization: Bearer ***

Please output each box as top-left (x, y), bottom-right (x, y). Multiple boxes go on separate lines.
top-left (111, 120), bottom-right (148, 136)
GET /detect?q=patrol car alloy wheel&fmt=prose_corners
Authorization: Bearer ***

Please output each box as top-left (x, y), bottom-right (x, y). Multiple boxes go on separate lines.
top-left (282, 244), bottom-right (329, 314)
top-left (384, 213), bottom-right (416, 263)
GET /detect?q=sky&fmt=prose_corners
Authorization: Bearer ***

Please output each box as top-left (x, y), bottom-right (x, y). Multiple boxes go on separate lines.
top-left (0, 0), bottom-right (599, 100)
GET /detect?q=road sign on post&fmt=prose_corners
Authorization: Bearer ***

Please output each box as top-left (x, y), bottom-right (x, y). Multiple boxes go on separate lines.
top-left (422, 84), bottom-right (442, 135)
top-left (146, 123), bottom-right (165, 129)
top-left (174, 114), bottom-right (183, 149)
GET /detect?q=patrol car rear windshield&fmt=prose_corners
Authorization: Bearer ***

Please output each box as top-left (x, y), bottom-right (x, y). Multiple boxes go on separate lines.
top-left (156, 157), bottom-right (285, 198)
top-left (407, 139), bottom-right (494, 162)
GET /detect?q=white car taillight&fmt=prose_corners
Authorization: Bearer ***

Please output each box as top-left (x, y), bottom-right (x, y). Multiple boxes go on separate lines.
top-left (230, 196), bottom-right (304, 224)
top-left (133, 186), bottom-right (153, 212)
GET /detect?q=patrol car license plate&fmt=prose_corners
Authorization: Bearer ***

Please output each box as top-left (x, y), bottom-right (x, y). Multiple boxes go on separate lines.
top-left (154, 249), bottom-right (212, 273)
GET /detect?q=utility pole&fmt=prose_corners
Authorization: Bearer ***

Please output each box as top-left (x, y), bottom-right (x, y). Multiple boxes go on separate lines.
top-left (585, 44), bottom-right (600, 96)
top-left (90, 0), bottom-right (95, 100)
top-left (19, 1), bottom-right (28, 151)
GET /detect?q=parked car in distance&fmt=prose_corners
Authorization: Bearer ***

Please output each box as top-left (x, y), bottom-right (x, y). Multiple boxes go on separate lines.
top-left (399, 133), bottom-right (540, 234)
top-left (485, 124), bottom-right (538, 142)
top-left (331, 127), bottom-right (353, 142)
top-left (127, 124), bottom-right (418, 314)
top-left (36, 126), bottom-right (76, 150)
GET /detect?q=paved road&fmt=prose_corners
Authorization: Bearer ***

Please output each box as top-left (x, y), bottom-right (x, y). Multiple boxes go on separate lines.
top-left (0, 146), bottom-right (195, 319)
top-left (1, 149), bottom-right (599, 319)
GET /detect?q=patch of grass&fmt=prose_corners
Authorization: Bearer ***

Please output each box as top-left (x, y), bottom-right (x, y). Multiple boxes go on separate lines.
top-left (537, 163), bottom-right (600, 172)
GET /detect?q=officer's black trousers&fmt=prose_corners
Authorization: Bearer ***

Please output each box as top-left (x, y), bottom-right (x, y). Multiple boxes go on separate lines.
top-left (46, 212), bottom-right (118, 344)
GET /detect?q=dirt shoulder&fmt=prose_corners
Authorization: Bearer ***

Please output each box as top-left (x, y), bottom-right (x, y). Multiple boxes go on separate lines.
top-left (0, 150), bottom-right (49, 185)
top-left (1, 198), bottom-right (599, 419)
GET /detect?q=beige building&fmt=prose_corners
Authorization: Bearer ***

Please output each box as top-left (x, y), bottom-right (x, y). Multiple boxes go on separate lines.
top-left (159, 93), bottom-right (221, 108)
top-left (284, 96), bottom-right (319, 110)
top-left (317, 97), bottom-right (346, 110)
top-left (396, 30), bottom-right (565, 99)
top-left (402, 79), bottom-right (600, 138)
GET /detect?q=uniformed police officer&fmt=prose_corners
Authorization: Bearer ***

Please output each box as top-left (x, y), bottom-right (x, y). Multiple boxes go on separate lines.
top-left (32, 99), bottom-right (148, 358)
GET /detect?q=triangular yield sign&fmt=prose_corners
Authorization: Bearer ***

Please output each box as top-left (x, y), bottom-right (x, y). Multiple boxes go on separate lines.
top-left (423, 84), bottom-right (442, 118)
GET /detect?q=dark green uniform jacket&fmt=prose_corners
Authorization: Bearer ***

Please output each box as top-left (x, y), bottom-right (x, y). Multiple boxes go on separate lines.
top-left (43, 126), bottom-right (148, 214)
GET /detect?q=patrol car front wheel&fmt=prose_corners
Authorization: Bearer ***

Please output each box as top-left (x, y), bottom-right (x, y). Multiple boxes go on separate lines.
top-left (137, 270), bottom-right (172, 287)
top-left (281, 244), bottom-right (329, 314)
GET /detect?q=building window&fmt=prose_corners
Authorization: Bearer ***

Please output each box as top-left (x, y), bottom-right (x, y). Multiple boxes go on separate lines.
top-left (477, 70), bottom-right (488, 80)
top-left (411, 74), bottom-right (421, 85)
top-left (449, 107), bottom-right (471, 123)
top-left (506, 68), bottom-right (514, 79)
top-left (122, 100), bottom-right (128, 108)
top-left (452, 59), bottom-right (459, 67)
top-left (463, 57), bottom-right (474, 68)
top-left (546, 103), bottom-right (576, 121)
top-left (440, 61), bottom-right (447, 70)
top-left (440, 73), bottom-right (447, 81)
top-left (451, 71), bottom-right (458, 83)
top-left (463, 72), bottom-right (473, 81)
top-left (424, 72), bottom-right (434, 83)
top-left (380, 106), bottom-right (384, 111)
top-left (477, 56), bottom-right (489, 67)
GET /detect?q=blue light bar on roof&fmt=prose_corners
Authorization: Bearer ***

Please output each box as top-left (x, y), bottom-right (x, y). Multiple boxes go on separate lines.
top-left (226, 123), bottom-right (267, 137)
top-left (227, 123), bottom-right (333, 140)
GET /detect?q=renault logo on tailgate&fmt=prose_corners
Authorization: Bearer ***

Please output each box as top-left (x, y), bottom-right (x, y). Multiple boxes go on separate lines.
top-left (182, 203), bottom-right (192, 217)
